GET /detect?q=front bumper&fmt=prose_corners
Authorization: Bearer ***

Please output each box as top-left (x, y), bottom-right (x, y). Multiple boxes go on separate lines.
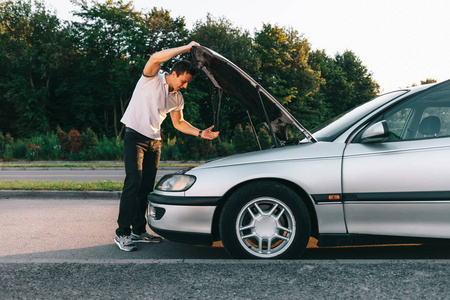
top-left (147, 193), bottom-right (221, 245)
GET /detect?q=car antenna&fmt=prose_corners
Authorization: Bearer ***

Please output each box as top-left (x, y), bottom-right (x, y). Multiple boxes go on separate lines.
top-left (247, 110), bottom-right (262, 151)
top-left (256, 85), bottom-right (279, 147)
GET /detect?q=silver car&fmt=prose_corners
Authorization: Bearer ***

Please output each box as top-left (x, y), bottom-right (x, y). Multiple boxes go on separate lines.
top-left (148, 46), bottom-right (450, 259)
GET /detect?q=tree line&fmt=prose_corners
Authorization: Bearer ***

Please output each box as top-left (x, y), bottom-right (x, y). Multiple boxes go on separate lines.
top-left (0, 0), bottom-right (381, 151)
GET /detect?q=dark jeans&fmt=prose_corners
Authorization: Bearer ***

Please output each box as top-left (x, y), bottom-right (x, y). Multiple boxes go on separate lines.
top-left (116, 129), bottom-right (162, 236)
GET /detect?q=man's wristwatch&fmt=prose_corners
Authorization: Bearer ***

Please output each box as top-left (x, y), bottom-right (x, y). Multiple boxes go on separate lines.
top-left (198, 130), bottom-right (203, 137)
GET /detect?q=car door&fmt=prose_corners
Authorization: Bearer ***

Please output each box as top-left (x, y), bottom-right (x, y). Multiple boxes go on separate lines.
top-left (342, 81), bottom-right (450, 239)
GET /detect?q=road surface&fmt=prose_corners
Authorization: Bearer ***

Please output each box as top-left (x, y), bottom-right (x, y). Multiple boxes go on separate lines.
top-left (1, 198), bottom-right (450, 299)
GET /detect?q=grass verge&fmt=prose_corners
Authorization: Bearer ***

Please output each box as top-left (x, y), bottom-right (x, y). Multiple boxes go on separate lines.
top-left (0, 180), bottom-right (123, 191)
top-left (0, 161), bottom-right (192, 191)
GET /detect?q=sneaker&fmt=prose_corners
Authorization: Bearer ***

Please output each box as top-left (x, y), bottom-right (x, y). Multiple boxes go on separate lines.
top-left (114, 235), bottom-right (137, 252)
top-left (131, 232), bottom-right (163, 243)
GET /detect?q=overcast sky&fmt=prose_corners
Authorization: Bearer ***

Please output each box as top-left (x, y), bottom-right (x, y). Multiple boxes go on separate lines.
top-left (46, 0), bottom-right (450, 93)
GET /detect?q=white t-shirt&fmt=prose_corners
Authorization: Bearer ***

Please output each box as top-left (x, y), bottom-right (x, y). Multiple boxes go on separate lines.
top-left (120, 73), bottom-right (184, 139)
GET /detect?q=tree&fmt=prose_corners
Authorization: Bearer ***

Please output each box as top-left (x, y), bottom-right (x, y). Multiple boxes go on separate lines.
top-left (233, 124), bottom-right (259, 153)
top-left (309, 49), bottom-right (379, 124)
top-left (421, 78), bottom-right (437, 85)
top-left (69, 0), bottom-right (146, 136)
top-left (188, 14), bottom-right (256, 140)
top-left (0, 0), bottom-right (72, 137)
top-left (253, 24), bottom-right (324, 129)
top-left (68, 0), bottom-right (189, 137)
top-left (0, 0), bottom-right (381, 150)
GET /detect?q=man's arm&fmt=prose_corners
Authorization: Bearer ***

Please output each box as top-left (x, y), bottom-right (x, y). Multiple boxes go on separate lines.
top-left (143, 41), bottom-right (199, 77)
top-left (170, 110), bottom-right (219, 140)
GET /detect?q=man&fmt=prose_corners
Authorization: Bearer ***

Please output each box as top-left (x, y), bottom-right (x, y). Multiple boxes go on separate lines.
top-left (115, 41), bottom-right (219, 251)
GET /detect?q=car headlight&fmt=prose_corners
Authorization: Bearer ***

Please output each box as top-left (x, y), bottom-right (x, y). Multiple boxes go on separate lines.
top-left (155, 174), bottom-right (196, 192)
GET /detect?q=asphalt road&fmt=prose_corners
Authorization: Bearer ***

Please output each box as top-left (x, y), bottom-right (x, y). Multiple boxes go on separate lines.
top-left (2, 198), bottom-right (450, 299)
top-left (0, 167), bottom-right (180, 182)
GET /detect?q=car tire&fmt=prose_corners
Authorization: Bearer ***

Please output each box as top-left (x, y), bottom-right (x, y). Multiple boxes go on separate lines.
top-left (219, 181), bottom-right (311, 259)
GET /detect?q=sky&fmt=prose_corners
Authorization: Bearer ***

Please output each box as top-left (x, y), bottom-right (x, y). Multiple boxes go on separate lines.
top-left (45, 0), bottom-right (450, 93)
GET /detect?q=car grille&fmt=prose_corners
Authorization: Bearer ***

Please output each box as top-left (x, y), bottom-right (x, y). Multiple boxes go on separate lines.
top-left (153, 207), bottom-right (165, 220)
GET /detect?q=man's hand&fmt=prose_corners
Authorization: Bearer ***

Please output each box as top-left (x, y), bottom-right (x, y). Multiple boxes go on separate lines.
top-left (200, 125), bottom-right (219, 140)
top-left (186, 41), bottom-right (200, 52)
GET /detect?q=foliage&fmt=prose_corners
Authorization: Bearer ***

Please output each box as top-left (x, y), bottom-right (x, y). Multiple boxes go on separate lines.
top-left (65, 0), bottom-right (187, 136)
top-left (232, 123), bottom-right (273, 153)
top-left (1, 128), bottom-right (122, 161)
top-left (93, 135), bottom-right (123, 160)
top-left (81, 127), bottom-right (99, 160)
top-left (187, 14), bottom-right (256, 139)
top-left (69, 129), bottom-right (82, 153)
top-left (56, 125), bottom-right (71, 154)
top-left (0, 0), bottom-right (71, 136)
top-left (161, 136), bottom-right (181, 160)
top-left (0, 131), bottom-right (14, 160)
top-left (0, 0), bottom-right (388, 160)
top-left (421, 78), bottom-right (437, 85)
top-left (308, 50), bottom-right (380, 123)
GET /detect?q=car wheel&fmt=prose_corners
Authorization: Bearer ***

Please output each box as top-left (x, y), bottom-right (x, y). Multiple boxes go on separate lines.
top-left (220, 181), bottom-right (311, 259)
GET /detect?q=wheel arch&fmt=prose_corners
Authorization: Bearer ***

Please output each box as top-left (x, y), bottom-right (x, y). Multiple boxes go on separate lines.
top-left (210, 177), bottom-right (319, 242)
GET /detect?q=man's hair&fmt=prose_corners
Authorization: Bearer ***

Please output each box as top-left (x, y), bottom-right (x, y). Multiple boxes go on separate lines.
top-left (171, 60), bottom-right (196, 77)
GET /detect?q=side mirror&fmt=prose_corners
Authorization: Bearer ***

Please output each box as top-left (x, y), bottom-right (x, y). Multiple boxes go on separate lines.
top-left (361, 120), bottom-right (390, 143)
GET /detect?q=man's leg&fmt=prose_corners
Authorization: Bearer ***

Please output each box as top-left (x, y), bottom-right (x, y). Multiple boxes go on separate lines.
top-left (116, 132), bottom-right (145, 240)
top-left (133, 139), bottom-right (162, 234)
top-left (132, 139), bottom-right (162, 242)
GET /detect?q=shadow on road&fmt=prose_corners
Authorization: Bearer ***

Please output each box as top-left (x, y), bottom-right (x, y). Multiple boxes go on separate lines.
top-left (0, 240), bottom-right (230, 261)
top-left (3, 240), bottom-right (450, 261)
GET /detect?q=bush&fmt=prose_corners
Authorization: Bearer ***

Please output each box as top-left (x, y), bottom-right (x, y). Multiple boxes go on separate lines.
top-left (0, 128), bottom-right (124, 161)
top-left (94, 136), bottom-right (123, 160)
top-left (233, 124), bottom-right (260, 153)
top-left (257, 126), bottom-right (273, 150)
top-left (26, 141), bottom-right (41, 161)
top-left (0, 126), bottom-right (269, 162)
top-left (56, 127), bottom-right (114, 160)
top-left (82, 128), bottom-right (99, 160)
top-left (160, 135), bottom-right (229, 161)
top-left (2, 144), bottom-right (13, 160)
top-left (5, 133), bottom-right (62, 161)
top-left (69, 129), bottom-right (83, 154)
top-left (13, 140), bottom-right (28, 160)
top-left (0, 132), bottom-right (13, 148)
top-left (39, 133), bottom-right (62, 160)
top-left (216, 141), bottom-right (234, 157)
top-left (179, 135), bottom-right (216, 160)
top-left (57, 126), bottom-right (71, 154)
top-left (161, 136), bottom-right (181, 160)
top-left (0, 132), bottom-right (14, 161)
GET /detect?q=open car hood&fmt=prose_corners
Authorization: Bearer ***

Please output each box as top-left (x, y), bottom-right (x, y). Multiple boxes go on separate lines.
top-left (191, 46), bottom-right (316, 143)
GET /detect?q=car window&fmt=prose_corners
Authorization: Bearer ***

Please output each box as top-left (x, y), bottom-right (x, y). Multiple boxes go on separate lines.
top-left (382, 82), bottom-right (450, 141)
top-left (416, 107), bottom-right (450, 138)
top-left (384, 107), bottom-right (412, 140)
top-left (311, 91), bottom-right (407, 141)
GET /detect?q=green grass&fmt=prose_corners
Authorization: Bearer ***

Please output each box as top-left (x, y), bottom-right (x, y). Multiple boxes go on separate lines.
top-left (0, 161), bottom-right (197, 191)
top-left (0, 180), bottom-right (123, 191)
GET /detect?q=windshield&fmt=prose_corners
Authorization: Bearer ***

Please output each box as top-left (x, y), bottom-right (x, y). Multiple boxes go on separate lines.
top-left (310, 91), bottom-right (408, 141)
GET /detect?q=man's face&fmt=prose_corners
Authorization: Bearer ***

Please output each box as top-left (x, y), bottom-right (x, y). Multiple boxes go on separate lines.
top-left (171, 71), bottom-right (193, 92)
